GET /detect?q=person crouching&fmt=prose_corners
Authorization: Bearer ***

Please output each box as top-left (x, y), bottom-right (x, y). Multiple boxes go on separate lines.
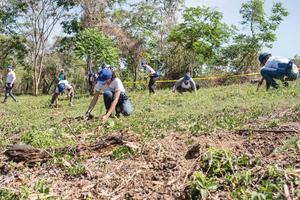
top-left (50, 80), bottom-right (74, 107)
top-left (172, 72), bottom-right (199, 93)
top-left (101, 70), bottom-right (133, 121)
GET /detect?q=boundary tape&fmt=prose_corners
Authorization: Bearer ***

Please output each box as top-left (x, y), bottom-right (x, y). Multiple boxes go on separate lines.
top-left (123, 72), bottom-right (261, 85)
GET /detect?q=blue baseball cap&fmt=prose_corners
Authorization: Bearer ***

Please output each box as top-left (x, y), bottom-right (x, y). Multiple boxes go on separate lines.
top-left (58, 83), bottom-right (65, 93)
top-left (184, 73), bottom-right (191, 81)
top-left (7, 65), bottom-right (13, 69)
top-left (258, 53), bottom-right (271, 64)
top-left (97, 68), bottom-right (112, 85)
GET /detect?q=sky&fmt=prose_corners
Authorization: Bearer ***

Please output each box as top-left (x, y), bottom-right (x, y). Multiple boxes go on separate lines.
top-left (52, 0), bottom-right (299, 58)
top-left (185, 0), bottom-right (300, 58)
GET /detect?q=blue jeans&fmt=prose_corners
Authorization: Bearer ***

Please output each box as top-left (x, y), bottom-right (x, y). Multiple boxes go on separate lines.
top-left (103, 91), bottom-right (133, 116)
top-left (260, 67), bottom-right (286, 89)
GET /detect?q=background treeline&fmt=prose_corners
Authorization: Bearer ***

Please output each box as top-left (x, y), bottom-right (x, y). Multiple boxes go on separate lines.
top-left (0, 0), bottom-right (298, 95)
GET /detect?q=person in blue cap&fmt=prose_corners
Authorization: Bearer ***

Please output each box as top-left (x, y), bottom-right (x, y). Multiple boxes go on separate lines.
top-left (50, 80), bottom-right (74, 107)
top-left (101, 69), bottom-right (133, 121)
top-left (84, 65), bottom-right (133, 120)
top-left (141, 61), bottom-right (159, 95)
top-left (172, 72), bottom-right (199, 93)
top-left (257, 53), bottom-right (299, 90)
top-left (85, 64), bottom-right (112, 118)
top-left (3, 65), bottom-right (17, 103)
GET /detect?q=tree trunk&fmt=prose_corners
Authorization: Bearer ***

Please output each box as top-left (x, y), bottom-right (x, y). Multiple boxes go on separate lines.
top-left (87, 54), bottom-right (94, 96)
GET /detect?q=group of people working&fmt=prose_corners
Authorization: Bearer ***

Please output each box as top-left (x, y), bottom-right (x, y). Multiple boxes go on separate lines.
top-left (2, 53), bottom-right (299, 121)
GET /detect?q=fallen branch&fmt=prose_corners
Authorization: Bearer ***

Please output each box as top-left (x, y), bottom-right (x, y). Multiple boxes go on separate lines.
top-left (4, 133), bottom-right (139, 163)
top-left (237, 129), bottom-right (298, 135)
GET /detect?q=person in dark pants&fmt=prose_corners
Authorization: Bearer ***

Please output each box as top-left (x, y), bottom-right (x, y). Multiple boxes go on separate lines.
top-left (102, 70), bottom-right (133, 121)
top-left (141, 61), bottom-right (159, 95)
top-left (84, 64), bottom-right (113, 119)
top-left (3, 65), bottom-right (17, 103)
top-left (50, 80), bottom-right (74, 107)
top-left (257, 53), bottom-right (299, 90)
top-left (173, 72), bottom-right (199, 93)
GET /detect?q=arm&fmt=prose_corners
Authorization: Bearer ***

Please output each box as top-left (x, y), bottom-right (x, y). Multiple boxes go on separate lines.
top-left (102, 90), bottom-right (121, 121)
top-left (10, 73), bottom-right (16, 86)
top-left (173, 78), bottom-right (184, 92)
top-left (256, 77), bottom-right (264, 91)
top-left (190, 79), bottom-right (197, 92)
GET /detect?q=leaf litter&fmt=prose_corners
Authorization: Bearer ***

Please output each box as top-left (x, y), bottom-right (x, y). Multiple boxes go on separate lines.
top-left (0, 123), bottom-right (299, 199)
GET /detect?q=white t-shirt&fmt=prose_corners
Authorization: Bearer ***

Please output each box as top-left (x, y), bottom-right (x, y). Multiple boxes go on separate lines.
top-left (144, 64), bottom-right (156, 74)
top-left (108, 78), bottom-right (125, 93)
top-left (58, 80), bottom-right (72, 89)
top-left (263, 56), bottom-right (299, 74)
top-left (263, 56), bottom-right (290, 69)
top-left (181, 81), bottom-right (191, 89)
top-left (6, 71), bottom-right (16, 84)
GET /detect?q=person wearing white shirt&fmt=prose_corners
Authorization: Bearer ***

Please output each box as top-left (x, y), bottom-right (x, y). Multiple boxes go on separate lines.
top-left (101, 70), bottom-right (133, 121)
top-left (50, 79), bottom-right (74, 107)
top-left (258, 53), bottom-right (299, 90)
top-left (172, 72), bottom-right (198, 93)
top-left (3, 65), bottom-right (17, 103)
top-left (84, 64), bottom-right (112, 119)
top-left (141, 61), bottom-right (159, 95)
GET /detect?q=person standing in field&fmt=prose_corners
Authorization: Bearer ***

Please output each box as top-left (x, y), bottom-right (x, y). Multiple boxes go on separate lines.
top-left (257, 53), bottom-right (299, 90)
top-left (3, 65), bottom-right (17, 103)
top-left (58, 69), bottom-right (66, 81)
top-left (141, 61), bottom-right (159, 95)
top-left (172, 72), bottom-right (199, 93)
top-left (50, 79), bottom-right (74, 107)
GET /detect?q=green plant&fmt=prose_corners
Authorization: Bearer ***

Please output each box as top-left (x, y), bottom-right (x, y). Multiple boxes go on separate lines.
top-left (111, 146), bottom-right (133, 160)
top-left (0, 189), bottom-right (17, 200)
top-left (191, 172), bottom-right (218, 199)
top-left (67, 159), bottom-right (87, 177)
top-left (33, 180), bottom-right (50, 195)
top-left (19, 186), bottom-right (30, 200)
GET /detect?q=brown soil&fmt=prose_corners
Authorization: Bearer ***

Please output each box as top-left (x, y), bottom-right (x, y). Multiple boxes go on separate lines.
top-left (0, 123), bottom-right (299, 199)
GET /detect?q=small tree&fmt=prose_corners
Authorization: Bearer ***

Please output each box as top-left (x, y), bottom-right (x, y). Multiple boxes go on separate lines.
top-left (74, 28), bottom-right (120, 70)
top-left (168, 6), bottom-right (232, 76)
top-left (218, 0), bottom-right (288, 72)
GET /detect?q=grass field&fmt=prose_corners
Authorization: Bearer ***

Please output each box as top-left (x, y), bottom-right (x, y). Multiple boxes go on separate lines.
top-left (0, 82), bottom-right (299, 199)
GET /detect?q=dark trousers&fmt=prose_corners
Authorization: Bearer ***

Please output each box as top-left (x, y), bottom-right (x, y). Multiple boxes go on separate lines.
top-left (149, 76), bottom-right (157, 94)
top-left (3, 84), bottom-right (17, 103)
top-left (103, 91), bottom-right (133, 116)
top-left (177, 86), bottom-right (194, 93)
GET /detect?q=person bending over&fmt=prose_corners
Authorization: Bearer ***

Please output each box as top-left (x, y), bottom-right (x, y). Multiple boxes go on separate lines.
top-left (172, 72), bottom-right (199, 93)
top-left (84, 64), bottom-right (113, 118)
top-left (50, 80), bottom-right (74, 107)
top-left (102, 70), bottom-right (133, 121)
top-left (257, 53), bottom-right (299, 90)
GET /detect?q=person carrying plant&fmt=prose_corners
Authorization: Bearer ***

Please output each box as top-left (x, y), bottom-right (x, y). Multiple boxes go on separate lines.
top-left (257, 53), bottom-right (299, 90)
top-left (141, 61), bottom-right (159, 95)
top-left (50, 79), bottom-right (74, 107)
top-left (172, 72), bottom-right (199, 93)
top-left (2, 65), bottom-right (17, 103)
